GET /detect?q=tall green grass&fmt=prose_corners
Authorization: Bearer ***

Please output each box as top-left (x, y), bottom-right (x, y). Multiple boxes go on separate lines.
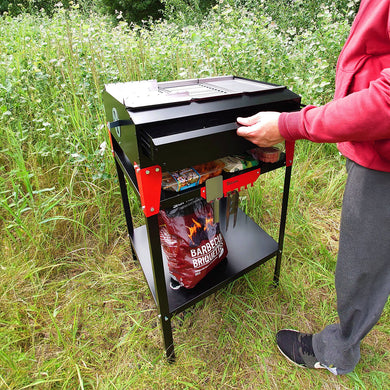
top-left (1, 2), bottom-right (389, 388)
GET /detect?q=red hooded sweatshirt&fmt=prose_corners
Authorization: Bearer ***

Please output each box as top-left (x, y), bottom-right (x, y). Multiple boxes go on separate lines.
top-left (278, 0), bottom-right (390, 172)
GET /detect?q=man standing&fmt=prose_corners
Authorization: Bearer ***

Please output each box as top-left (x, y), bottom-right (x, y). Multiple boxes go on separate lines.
top-left (237, 0), bottom-right (390, 375)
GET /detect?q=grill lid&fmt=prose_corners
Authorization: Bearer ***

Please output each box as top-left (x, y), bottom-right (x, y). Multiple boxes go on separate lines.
top-left (105, 75), bottom-right (285, 110)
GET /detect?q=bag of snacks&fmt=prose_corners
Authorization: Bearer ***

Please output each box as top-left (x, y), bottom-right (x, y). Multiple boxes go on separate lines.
top-left (161, 160), bottom-right (225, 192)
top-left (219, 154), bottom-right (258, 172)
top-left (158, 197), bottom-right (228, 289)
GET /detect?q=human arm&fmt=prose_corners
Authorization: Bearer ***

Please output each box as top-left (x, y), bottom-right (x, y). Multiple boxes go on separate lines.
top-left (237, 68), bottom-right (390, 146)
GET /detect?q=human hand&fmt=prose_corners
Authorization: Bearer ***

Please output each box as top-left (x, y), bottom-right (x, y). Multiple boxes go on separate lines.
top-left (236, 111), bottom-right (284, 147)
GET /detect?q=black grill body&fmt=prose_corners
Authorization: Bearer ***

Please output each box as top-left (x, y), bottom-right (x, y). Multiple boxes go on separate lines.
top-left (103, 76), bottom-right (301, 171)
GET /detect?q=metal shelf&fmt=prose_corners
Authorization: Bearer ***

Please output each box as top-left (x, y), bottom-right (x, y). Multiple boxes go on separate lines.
top-left (131, 199), bottom-right (279, 315)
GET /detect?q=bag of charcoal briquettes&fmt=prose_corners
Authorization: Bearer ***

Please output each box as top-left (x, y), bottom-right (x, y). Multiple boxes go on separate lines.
top-left (158, 197), bottom-right (228, 289)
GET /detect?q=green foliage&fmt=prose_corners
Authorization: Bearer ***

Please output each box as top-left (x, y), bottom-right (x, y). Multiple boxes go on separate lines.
top-left (140, 0), bottom-right (352, 105)
top-left (97, 0), bottom-right (164, 24)
top-left (0, 0), bottom-right (96, 15)
top-left (1, 0), bottom-right (58, 14)
top-left (233, 0), bottom-right (360, 32)
top-left (162, 0), bottom-right (217, 25)
top-left (259, 0), bottom-right (360, 32)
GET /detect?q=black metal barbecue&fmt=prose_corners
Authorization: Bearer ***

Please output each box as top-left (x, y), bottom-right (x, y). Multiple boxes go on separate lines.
top-left (103, 75), bottom-right (301, 360)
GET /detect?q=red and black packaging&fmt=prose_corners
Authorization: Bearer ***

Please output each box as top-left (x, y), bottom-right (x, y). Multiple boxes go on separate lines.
top-left (158, 197), bottom-right (228, 289)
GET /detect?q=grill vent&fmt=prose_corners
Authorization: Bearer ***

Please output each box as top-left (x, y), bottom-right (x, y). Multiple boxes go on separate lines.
top-left (139, 132), bottom-right (153, 159)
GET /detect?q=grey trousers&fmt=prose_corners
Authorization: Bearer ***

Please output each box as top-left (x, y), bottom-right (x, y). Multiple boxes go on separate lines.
top-left (312, 159), bottom-right (390, 375)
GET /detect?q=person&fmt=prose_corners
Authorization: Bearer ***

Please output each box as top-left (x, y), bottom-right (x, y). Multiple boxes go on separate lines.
top-left (236, 0), bottom-right (390, 375)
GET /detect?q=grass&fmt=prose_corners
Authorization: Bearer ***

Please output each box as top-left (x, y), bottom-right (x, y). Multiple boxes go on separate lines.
top-left (1, 1), bottom-right (389, 388)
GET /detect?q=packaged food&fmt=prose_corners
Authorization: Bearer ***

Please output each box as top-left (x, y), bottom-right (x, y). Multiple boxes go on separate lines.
top-left (158, 197), bottom-right (228, 289)
top-left (249, 146), bottom-right (281, 163)
top-left (162, 168), bottom-right (200, 192)
top-left (219, 154), bottom-right (258, 172)
top-left (161, 159), bottom-right (225, 192)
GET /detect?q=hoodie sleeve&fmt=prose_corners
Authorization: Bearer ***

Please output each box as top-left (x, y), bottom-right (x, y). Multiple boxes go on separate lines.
top-left (279, 68), bottom-right (390, 143)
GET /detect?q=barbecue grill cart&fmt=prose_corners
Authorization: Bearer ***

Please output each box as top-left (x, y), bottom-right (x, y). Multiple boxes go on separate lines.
top-left (103, 76), bottom-right (301, 360)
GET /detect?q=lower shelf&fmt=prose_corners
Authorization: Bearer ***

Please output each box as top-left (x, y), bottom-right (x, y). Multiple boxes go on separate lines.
top-left (132, 201), bottom-right (279, 315)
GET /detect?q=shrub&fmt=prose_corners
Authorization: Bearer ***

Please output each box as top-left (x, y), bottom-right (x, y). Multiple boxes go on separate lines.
top-left (233, 0), bottom-right (360, 32)
top-left (0, 0), bottom-right (99, 16)
top-left (97, 0), bottom-right (164, 24)
top-left (162, 0), bottom-right (217, 26)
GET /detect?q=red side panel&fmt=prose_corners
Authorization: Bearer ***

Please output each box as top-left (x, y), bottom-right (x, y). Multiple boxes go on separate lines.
top-left (200, 168), bottom-right (261, 199)
top-left (134, 163), bottom-right (162, 217)
top-left (285, 141), bottom-right (295, 167)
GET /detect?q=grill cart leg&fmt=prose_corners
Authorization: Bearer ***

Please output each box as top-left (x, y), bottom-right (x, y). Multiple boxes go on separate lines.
top-left (146, 214), bottom-right (175, 361)
top-left (158, 314), bottom-right (175, 362)
top-left (114, 159), bottom-right (136, 259)
top-left (274, 164), bottom-right (293, 286)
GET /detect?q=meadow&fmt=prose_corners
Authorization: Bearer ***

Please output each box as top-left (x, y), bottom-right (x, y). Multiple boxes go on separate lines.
top-left (1, 1), bottom-right (389, 388)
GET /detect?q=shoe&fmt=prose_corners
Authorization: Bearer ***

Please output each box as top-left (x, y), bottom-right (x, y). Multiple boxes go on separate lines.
top-left (276, 329), bottom-right (326, 369)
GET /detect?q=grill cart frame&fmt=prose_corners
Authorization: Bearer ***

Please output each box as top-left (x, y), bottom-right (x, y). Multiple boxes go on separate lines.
top-left (103, 76), bottom-right (300, 360)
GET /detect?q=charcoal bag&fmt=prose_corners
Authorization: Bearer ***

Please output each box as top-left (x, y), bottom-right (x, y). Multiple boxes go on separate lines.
top-left (158, 197), bottom-right (228, 289)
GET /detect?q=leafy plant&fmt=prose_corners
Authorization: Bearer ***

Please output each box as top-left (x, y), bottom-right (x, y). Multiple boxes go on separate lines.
top-left (97, 0), bottom-right (164, 24)
top-left (0, 0), bottom-right (96, 16)
top-left (162, 0), bottom-right (217, 25)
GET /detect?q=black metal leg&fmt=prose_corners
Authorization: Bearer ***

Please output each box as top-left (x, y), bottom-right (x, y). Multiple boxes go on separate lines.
top-left (114, 159), bottom-right (137, 260)
top-left (158, 313), bottom-right (175, 363)
top-left (113, 155), bottom-right (174, 360)
top-left (273, 165), bottom-right (293, 285)
top-left (115, 159), bottom-right (134, 238)
top-left (145, 214), bottom-right (175, 361)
